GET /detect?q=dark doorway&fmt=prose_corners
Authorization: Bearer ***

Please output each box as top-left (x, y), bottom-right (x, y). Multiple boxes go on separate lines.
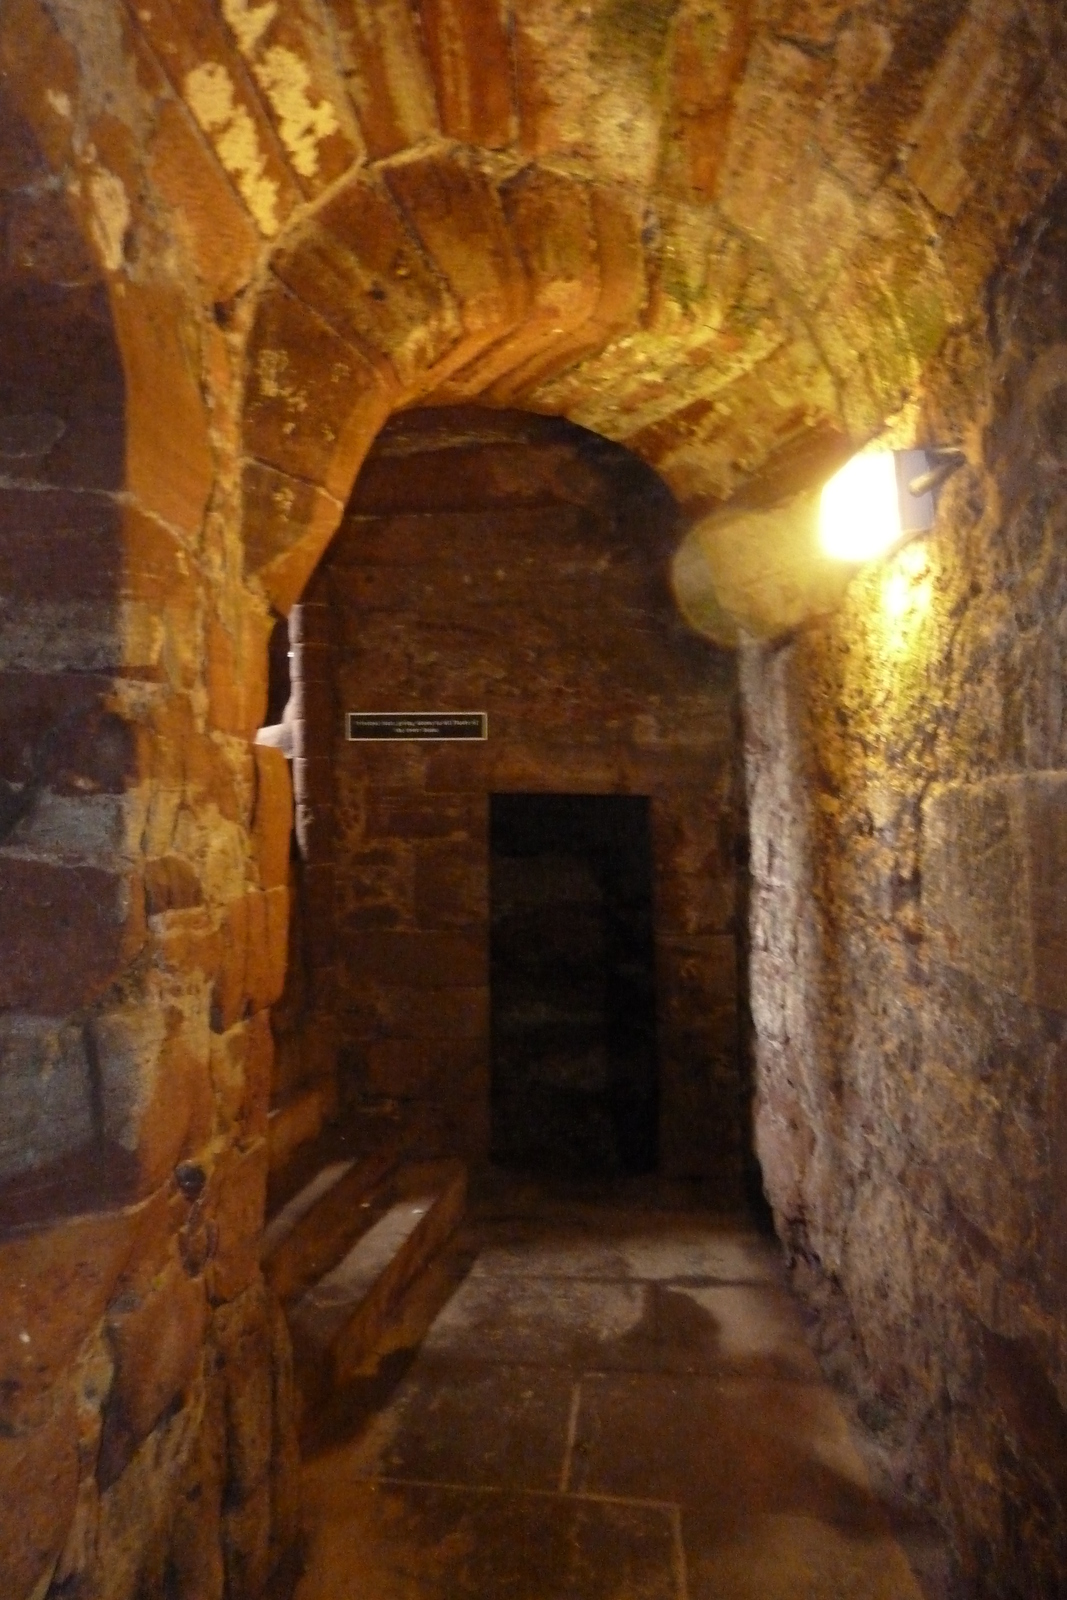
top-left (489, 794), bottom-right (658, 1177)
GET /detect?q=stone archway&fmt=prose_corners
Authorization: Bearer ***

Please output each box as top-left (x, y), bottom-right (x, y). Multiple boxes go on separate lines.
top-left (1, 0), bottom-right (1065, 1595)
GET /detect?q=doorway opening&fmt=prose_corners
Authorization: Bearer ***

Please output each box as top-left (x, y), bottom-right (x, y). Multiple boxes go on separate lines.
top-left (489, 793), bottom-right (658, 1178)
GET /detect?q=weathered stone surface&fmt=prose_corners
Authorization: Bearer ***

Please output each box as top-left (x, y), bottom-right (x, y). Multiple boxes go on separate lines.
top-left (112, 280), bottom-right (215, 537)
top-left (0, 1205), bottom-right (147, 1433)
top-left (743, 180), bottom-right (1067, 1595)
top-left (92, 995), bottom-right (214, 1199)
top-left (923, 772), bottom-right (1067, 1011)
top-left (244, 277), bottom-right (392, 495)
top-left (207, 1139), bottom-right (269, 1303)
top-left (0, 856), bottom-right (142, 1013)
top-left (272, 175), bottom-right (462, 389)
top-left (148, 97), bottom-right (262, 303)
top-left (417, 0), bottom-right (515, 149)
top-left (98, 1260), bottom-right (209, 1487)
top-left (210, 1010), bottom-right (273, 1141)
top-left (327, 0), bottom-right (439, 158)
top-left (252, 743), bottom-right (294, 891)
top-left (0, 4), bottom-right (1064, 1596)
top-left (0, 1388), bottom-right (79, 1600)
top-left (307, 412), bottom-right (744, 1178)
top-left (383, 151), bottom-right (526, 363)
top-left (166, 1370), bottom-right (226, 1600)
top-left (241, 459), bottom-right (344, 612)
top-left (134, 0), bottom-right (303, 237)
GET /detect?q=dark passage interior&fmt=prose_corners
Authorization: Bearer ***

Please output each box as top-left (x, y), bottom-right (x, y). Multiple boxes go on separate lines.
top-left (489, 794), bottom-right (658, 1178)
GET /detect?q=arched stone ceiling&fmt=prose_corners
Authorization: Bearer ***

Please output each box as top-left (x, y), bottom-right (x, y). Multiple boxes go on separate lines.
top-left (7, 0), bottom-right (1065, 639)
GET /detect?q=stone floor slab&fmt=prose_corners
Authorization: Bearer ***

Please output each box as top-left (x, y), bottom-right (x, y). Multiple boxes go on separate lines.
top-left (569, 1371), bottom-right (878, 1525)
top-left (295, 1481), bottom-right (681, 1600)
top-left (685, 1511), bottom-right (925, 1600)
top-left (295, 1186), bottom-right (934, 1599)
top-left (465, 1219), bottom-right (784, 1288)
top-left (652, 1283), bottom-right (822, 1379)
top-left (337, 1360), bottom-right (576, 1491)
top-left (423, 1272), bottom-right (649, 1367)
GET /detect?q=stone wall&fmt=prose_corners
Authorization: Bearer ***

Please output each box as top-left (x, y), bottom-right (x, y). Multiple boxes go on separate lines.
top-left (743, 184), bottom-right (1067, 1597)
top-left (302, 410), bottom-right (748, 1188)
top-left (0, 1), bottom-right (1064, 1593)
top-left (0, 52), bottom-right (299, 1600)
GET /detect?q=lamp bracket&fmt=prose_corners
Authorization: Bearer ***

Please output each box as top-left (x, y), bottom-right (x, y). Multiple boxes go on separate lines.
top-left (907, 448), bottom-right (966, 500)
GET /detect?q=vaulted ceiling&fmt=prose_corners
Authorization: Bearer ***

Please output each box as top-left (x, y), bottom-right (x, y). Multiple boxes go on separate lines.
top-left (3, 0), bottom-right (1064, 637)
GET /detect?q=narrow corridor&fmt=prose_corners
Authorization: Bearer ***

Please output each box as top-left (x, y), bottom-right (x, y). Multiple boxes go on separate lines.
top-left (293, 1181), bottom-right (939, 1599)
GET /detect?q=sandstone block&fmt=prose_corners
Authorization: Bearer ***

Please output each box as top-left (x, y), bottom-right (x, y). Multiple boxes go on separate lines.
top-left (519, 182), bottom-right (648, 400)
top-left (753, 1041), bottom-right (817, 1225)
top-left (241, 460), bottom-right (343, 614)
top-left (147, 96), bottom-right (260, 304)
top-left (214, 0), bottom-right (362, 193)
top-left (134, 0), bottom-right (301, 237)
top-left (417, 0), bottom-right (514, 147)
top-left (414, 840), bottom-right (488, 928)
top-left (92, 999), bottom-right (213, 1199)
top-left (0, 1388), bottom-right (79, 1600)
top-left (252, 744), bottom-right (293, 892)
top-left (207, 1140), bottom-right (268, 1304)
top-left (328, 0), bottom-right (438, 157)
top-left (212, 886), bottom-right (289, 1030)
top-left (223, 1474), bottom-right (272, 1600)
top-left (93, 1372), bottom-right (206, 1600)
top-left (343, 981), bottom-right (489, 1042)
top-left (267, 1086), bottom-right (325, 1175)
top-left (214, 1285), bottom-right (274, 1504)
top-left (364, 789), bottom-right (483, 840)
top-left (477, 165), bottom-right (600, 402)
top-left (268, 1293), bottom-right (302, 1560)
top-left (206, 605), bottom-right (272, 739)
top-left (363, 1037), bottom-right (488, 1101)
top-left (922, 772), bottom-right (1067, 1011)
top-left (0, 1013), bottom-right (94, 1185)
top-left (112, 279), bottom-right (214, 536)
top-left (144, 854), bottom-right (203, 917)
top-left (210, 1011), bottom-right (273, 1142)
top-left (0, 855), bottom-right (141, 1013)
top-left (0, 1204), bottom-right (147, 1434)
top-left (384, 151), bottom-right (526, 354)
top-left (243, 278), bottom-right (391, 497)
top-left (345, 929), bottom-right (487, 987)
top-left (165, 1372), bottom-right (226, 1600)
top-left (273, 176), bottom-right (461, 389)
top-left (98, 1262), bottom-right (209, 1489)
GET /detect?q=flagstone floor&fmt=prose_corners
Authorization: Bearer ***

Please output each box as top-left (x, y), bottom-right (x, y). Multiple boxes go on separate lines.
top-left (294, 1177), bottom-right (944, 1600)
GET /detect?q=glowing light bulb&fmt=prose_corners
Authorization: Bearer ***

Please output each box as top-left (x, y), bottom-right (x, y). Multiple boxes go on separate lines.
top-left (819, 451), bottom-right (903, 562)
top-left (882, 571), bottom-right (911, 619)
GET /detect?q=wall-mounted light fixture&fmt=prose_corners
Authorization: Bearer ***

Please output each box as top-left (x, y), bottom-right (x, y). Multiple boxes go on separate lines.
top-left (819, 448), bottom-right (965, 563)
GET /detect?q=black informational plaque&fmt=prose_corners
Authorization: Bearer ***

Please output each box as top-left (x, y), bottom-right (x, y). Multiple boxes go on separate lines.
top-left (346, 712), bottom-right (488, 742)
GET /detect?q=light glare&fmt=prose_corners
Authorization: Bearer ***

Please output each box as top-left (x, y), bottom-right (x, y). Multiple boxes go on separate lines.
top-left (819, 452), bottom-right (903, 562)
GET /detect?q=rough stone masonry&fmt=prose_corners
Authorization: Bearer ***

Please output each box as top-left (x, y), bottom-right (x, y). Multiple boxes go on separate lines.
top-left (0, 1), bottom-right (1065, 1597)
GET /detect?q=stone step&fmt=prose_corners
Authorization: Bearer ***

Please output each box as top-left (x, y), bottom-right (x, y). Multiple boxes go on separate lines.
top-left (291, 1159), bottom-right (467, 1400)
top-left (267, 1086), bottom-right (328, 1180)
top-left (263, 1138), bottom-right (405, 1305)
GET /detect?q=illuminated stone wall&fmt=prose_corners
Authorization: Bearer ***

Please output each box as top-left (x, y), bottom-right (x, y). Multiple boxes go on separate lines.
top-left (744, 183), bottom-right (1067, 1597)
top-left (0, 0), bottom-right (1064, 1594)
top-left (306, 410), bottom-right (747, 1187)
